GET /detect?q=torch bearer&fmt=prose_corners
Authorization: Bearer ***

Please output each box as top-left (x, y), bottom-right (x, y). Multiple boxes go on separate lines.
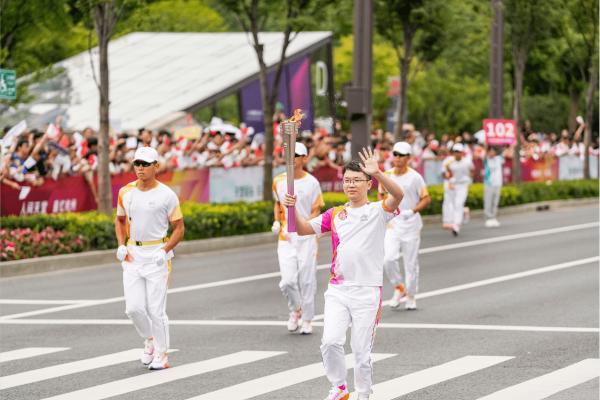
top-left (280, 109), bottom-right (304, 233)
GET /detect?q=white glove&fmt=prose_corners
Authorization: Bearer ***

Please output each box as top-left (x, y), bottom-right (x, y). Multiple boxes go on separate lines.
top-left (153, 249), bottom-right (167, 267)
top-left (271, 221), bottom-right (281, 234)
top-left (116, 245), bottom-right (128, 262)
top-left (401, 209), bottom-right (415, 220)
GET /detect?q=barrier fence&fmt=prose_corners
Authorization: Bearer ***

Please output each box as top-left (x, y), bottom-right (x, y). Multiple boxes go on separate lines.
top-left (1, 156), bottom-right (597, 216)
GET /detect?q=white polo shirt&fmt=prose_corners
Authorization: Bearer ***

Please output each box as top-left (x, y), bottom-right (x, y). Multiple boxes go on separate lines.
top-left (117, 181), bottom-right (182, 242)
top-left (381, 167), bottom-right (428, 236)
top-left (309, 201), bottom-right (399, 287)
top-left (273, 172), bottom-right (324, 241)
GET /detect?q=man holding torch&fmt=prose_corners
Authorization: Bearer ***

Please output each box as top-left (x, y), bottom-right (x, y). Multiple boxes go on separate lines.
top-left (281, 148), bottom-right (404, 400)
top-left (272, 110), bottom-right (324, 335)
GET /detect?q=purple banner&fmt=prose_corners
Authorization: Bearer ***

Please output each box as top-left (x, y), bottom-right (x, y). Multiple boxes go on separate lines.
top-left (240, 56), bottom-right (314, 134)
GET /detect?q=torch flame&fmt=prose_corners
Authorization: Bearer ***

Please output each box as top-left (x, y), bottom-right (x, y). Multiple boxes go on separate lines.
top-left (286, 108), bottom-right (304, 125)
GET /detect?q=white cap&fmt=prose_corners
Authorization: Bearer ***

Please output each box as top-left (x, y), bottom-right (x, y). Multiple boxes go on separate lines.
top-left (452, 143), bottom-right (465, 152)
top-left (133, 146), bottom-right (158, 163)
top-left (295, 142), bottom-right (308, 156)
top-left (393, 141), bottom-right (412, 155)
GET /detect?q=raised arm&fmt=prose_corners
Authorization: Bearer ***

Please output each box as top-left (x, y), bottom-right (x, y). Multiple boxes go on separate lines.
top-left (358, 147), bottom-right (403, 211)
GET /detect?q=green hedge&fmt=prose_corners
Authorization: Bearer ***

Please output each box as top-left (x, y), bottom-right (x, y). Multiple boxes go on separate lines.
top-left (0, 179), bottom-right (596, 257)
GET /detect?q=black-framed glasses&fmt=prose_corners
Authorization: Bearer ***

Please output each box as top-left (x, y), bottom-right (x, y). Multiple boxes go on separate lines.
top-left (393, 152), bottom-right (409, 157)
top-left (133, 160), bottom-right (154, 167)
top-left (343, 178), bottom-right (370, 185)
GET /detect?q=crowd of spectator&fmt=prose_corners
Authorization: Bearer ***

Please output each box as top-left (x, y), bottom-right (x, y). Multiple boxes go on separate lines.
top-left (1, 115), bottom-right (597, 194)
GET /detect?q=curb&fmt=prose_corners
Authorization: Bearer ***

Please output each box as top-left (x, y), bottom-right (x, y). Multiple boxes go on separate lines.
top-left (1, 198), bottom-right (597, 278)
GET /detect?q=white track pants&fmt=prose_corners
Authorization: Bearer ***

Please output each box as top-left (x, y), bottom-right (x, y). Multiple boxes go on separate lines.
top-left (122, 259), bottom-right (170, 353)
top-left (277, 237), bottom-right (318, 321)
top-left (321, 285), bottom-right (382, 396)
top-left (443, 183), bottom-right (469, 230)
top-left (484, 184), bottom-right (501, 219)
top-left (383, 229), bottom-right (421, 295)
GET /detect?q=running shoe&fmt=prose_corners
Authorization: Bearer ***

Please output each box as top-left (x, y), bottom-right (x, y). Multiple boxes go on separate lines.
top-left (140, 338), bottom-right (154, 365)
top-left (389, 284), bottom-right (406, 308)
top-left (148, 352), bottom-right (169, 370)
top-left (324, 385), bottom-right (349, 400)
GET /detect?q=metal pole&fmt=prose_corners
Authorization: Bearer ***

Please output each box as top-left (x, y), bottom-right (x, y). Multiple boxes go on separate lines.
top-left (490, 0), bottom-right (504, 118)
top-left (347, 0), bottom-right (373, 159)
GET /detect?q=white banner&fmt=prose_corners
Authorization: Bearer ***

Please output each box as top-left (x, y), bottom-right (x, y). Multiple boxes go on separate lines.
top-left (423, 159), bottom-right (444, 185)
top-left (209, 166), bottom-right (286, 203)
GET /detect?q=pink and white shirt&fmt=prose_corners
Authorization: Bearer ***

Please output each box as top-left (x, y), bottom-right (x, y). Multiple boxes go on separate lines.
top-left (309, 201), bottom-right (399, 287)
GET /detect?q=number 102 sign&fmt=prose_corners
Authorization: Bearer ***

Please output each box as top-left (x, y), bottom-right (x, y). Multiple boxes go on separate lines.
top-left (483, 119), bottom-right (517, 146)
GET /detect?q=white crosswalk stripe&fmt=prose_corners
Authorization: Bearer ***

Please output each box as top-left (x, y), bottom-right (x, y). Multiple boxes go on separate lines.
top-left (187, 353), bottom-right (395, 400)
top-left (1, 349), bottom-right (597, 399)
top-left (0, 348), bottom-right (171, 390)
top-left (356, 355), bottom-right (514, 400)
top-left (476, 358), bottom-right (600, 400)
top-left (0, 347), bottom-right (70, 363)
top-left (41, 351), bottom-right (285, 400)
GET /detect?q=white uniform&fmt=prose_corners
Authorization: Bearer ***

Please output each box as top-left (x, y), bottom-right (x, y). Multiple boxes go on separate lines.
top-left (381, 168), bottom-right (428, 296)
top-left (273, 172), bottom-right (324, 321)
top-left (484, 155), bottom-right (503, 220)
top-left (442, 157), bottom-right (473, 231)
top-left (310, 201), bottom-right (399, 396)
top-left (117, 181), bottom-right (182, 354)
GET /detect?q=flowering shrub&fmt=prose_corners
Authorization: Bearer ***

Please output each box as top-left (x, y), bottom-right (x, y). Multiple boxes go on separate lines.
top-left (0, 227), bottom-right (87, 261)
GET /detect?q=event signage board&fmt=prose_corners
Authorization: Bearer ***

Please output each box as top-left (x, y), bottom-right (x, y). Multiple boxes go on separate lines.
top-left (0, 69), bottom-right (16, 100)
top-left (483, 119), bottom-right (517, 146)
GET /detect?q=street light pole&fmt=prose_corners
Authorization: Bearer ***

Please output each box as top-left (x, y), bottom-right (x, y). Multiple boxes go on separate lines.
top-left (347, 0), bottom-right (373, 159)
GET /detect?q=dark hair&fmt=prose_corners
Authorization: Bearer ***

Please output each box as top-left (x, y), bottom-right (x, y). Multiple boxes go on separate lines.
top-left (343, 160), bottom-right (371, 179)
top-left (16, 139), bottom-right (29, 149)
top-left (87, 137), bottom-right (98, 146)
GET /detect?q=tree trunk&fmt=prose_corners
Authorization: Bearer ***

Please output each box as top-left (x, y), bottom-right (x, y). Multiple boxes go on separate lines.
top-left (583, 58), bottom-right (598, 179)
top-left (395, 25), bottom-right (412, 141)
top-left (95, 4), bottom-right (113, 215)
top-left (511, 48), bottom-right (526, 184)
top-left (260, 67), bottom-right (274, 201)
top-left (567, 87), bottom-right (580, 134)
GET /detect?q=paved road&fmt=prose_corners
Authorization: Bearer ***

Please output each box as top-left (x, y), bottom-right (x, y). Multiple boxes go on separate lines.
top-left (0, 204), bottom-right (598, 400)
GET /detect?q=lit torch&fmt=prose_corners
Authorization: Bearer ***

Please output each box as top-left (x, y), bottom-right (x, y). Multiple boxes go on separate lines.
top-left (280, 109), bottom-right (304, 232)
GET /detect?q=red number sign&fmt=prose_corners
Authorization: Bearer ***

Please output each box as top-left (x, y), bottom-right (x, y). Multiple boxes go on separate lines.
top-left (483, 119), bottom-right (517, 145)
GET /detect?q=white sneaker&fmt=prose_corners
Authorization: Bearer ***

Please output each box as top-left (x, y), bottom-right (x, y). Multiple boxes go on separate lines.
top-left (491, 219), bottom-right (500, 227)
top-left (485, 219), bottom-right (494, 228)
top-left (148, 352), bottom-right (169, 370)
top-left (140, 339), bottom-right (154, 365)
top-left (389, 284), bottom-right (406, 308)
top-left (324, 385), bottom-right (349, 400)
top-left (287, 310), bottom-right (301, 332)
top-left (299, 320), bottom-right (313, 335)
top-left (405, 296), bottom-right (417, 310)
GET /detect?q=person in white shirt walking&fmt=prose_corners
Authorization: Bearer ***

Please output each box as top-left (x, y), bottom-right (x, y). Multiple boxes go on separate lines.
top-left (380, 142), bottom-right (430, 310)
top-left (441, 143), bottom-right (474, 236)
top-left (272, 142), bottom-right (324, 334)
top-left (484, 146), bottom-right (504, 227)
top-left (282, 147), bottom-right (404, 400)
top-left (114, 147), bottom-right (185, 370)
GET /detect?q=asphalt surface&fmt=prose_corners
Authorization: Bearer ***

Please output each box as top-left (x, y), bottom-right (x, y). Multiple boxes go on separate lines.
top-left (0, 204), bottom-right (598, 400)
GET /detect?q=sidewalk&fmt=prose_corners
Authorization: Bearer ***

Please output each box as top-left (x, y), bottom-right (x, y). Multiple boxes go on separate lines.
top-left (1, 198), bottom-right (597, 278)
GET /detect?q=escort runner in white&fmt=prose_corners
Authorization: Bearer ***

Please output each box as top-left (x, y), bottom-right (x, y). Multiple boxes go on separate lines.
top-left (380, 141), bottom-right (431, 310)
top-left (114, 146), bottom-right (185, 370)
top-left (272, 142), bottom-right (324, 334)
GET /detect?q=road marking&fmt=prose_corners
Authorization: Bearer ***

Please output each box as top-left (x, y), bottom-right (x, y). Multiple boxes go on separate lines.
top-left (0, 347), bottom-right (70, 363)
top-left (1, 223), bottom-right (596, 321)
top-left (187, 353), bottom-right (395, 400)
top-left (313, 256), bottom-right (599, 320)
top-left (0, 348), bottom-right (170, 390)
top-left (41, 351), bottom-right (285, 400)
top-left (476, 358), bottom-right (600, 400)
top-left (0, 299), bottom-right (91, 305)
top-left (361, 356), bottom-right (513, 400)
top-left (0, 319), bottom-right (596, 333)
